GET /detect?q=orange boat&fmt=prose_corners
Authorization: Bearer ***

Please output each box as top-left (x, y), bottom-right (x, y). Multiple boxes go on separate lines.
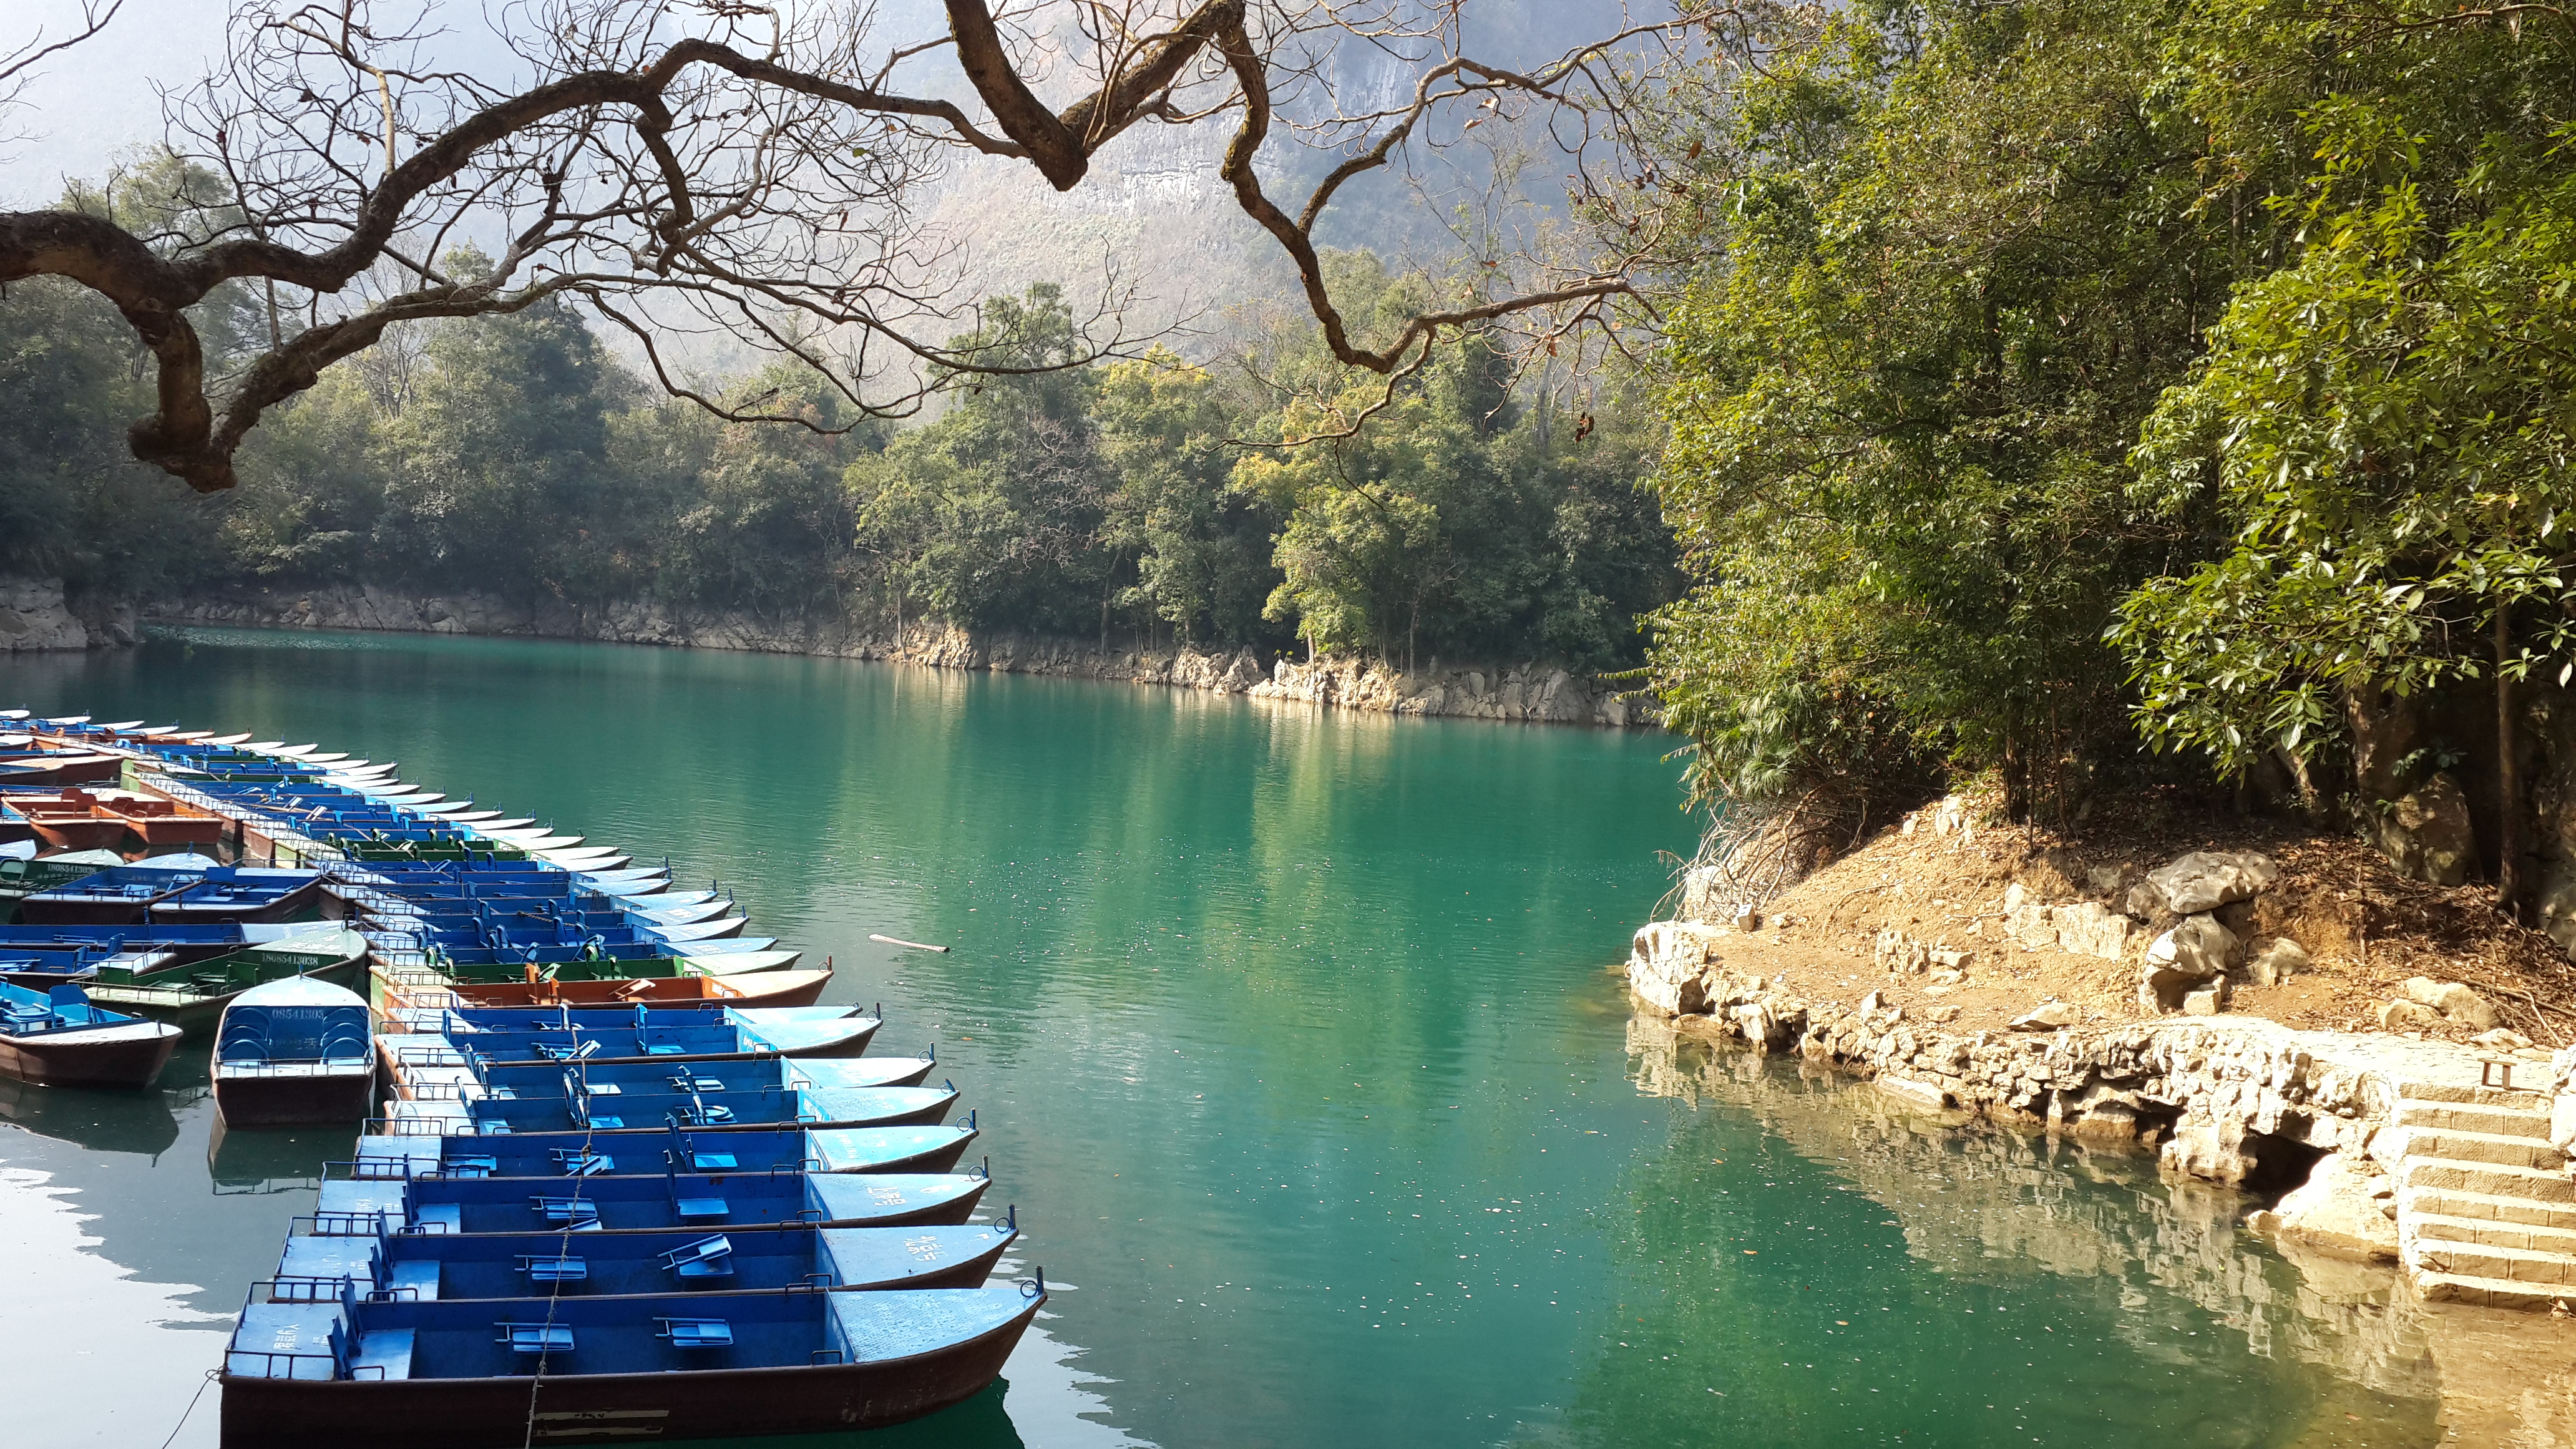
top-left (92, 792), bottom-right (225, 849)
top-left (11, 791), bottom-right (132, 853)
top-left (373, 965), bottom-right (833, 1012)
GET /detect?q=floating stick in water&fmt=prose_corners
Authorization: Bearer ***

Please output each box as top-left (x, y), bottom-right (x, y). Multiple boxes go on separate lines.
top-left (869, 934), bottom-right (950, 953)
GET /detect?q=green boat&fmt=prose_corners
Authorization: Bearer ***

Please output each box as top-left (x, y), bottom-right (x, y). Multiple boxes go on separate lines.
top-left (84, 929), bottom-right (372, 1034)
top-left (0, 849), bottom-right (129, 922)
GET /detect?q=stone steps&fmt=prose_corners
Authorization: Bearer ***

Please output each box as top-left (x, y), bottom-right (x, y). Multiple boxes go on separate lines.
top-left (2414, 1269), bottom-right (2576, 1309)
top-left (2393, 1083), bottom-right (2576, 1310)
top-left (2394, 1100), bottom-right (2554, 1139)
top-left (2385, 1125), bottom-right (2567, 1171)
top-left (2403, 1184), bottom-right (2576, 1231)
top-left (2408, 1210), bottom-right (2576, 1256)
top-left (2394, 1081), bottom-right (2551, 1110)
top-left (2398, 1155), bottom-right (2576, 1202)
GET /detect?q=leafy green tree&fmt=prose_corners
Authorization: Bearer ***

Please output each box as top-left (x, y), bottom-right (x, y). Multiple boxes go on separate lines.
top-left (1095, 351), bottom-right (1281, 647)
top-left (1646, 0), bottom-right (2248, 819)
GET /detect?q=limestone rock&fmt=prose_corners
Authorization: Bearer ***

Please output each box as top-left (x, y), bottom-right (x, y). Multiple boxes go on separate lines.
top-left (2246, 937), bottom-right (2310, 987)
top-left (2051, 902), bottom-right (2132, 960)
top-left (2378, 999), bottom-right (2444, 1032)
top-left (0, 577), bottom-right (92, 652)
top-left (2373, 773), bottom-right (2476, 887)
top-left (2403, 977), bottom-right (2500, 1032)
top-left (2142, 851), bottom-right (2281, 915)
top-left (1925, 1004), bottom-right (1960, 1023)
top-left (2474, 1028), bottom-right (2536, 1052)
top-left (1626, 921), bottom-right (1724, 1016)
top-left (2181, 980), bottom-right (2228, 1016)
top-left (1928, 947), bottom-right (1972, 972)
top-left (1932, 794), bottom-right (1973, 837)
top-left (2261, 1153), bottom-right (2399, 1262)
top-left (2141, 915), bottom-right (2238, 1012)
top-left (2004, 901), bottom-right (2059, 952)
top-left (2010, 1001), bottom-right (2075, 1032)
top-left (2537, 861), bottom-right (2576, 957)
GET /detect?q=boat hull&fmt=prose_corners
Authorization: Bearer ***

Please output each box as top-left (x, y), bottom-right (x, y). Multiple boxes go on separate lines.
top-left (0, 1020), bottom-right (182, 1087)
top-left (217, 1297), bottom-right (1037, 1449)
top-left (16, 894), bottom-right (157, 925)
top-left (371, 967), bottom-right (831, 1012)
top-left (215, 1063), bottom-right (376, 1127)
top-left (94, 955), bottom-right (368, 1034)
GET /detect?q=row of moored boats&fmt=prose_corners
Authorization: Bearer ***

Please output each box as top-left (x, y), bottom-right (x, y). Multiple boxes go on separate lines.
top-left (0, 711), bottom-right (1038, 1448)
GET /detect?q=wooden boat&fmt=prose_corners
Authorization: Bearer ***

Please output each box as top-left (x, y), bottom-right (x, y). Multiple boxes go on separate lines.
top-left (377, 1008), bottom-right (879, 1068)
top-left (395, 1083), bottom-right (963, 1138)
top-left (0, 847), bottom-right (126, 914)
top-left (342, 1126), bottom-right (982, 1183)
top-left (19, 862), bottom-right (208, 923)
top-left (213, 976), bottom-right (378, 1127)
top-left (217, 1283), bottom-right (1043, 1448)
top-left (303, 1158), bottom-right (989, 1234)
top-left (370, 964), bottom-right (831, 1012)
top-left (94, 791), bottom-right (227, 848)
top-left (0, 751), bottom-right (125, 788)
top-left (8, 790), bottom-right (138, 852)
top-left (86, 930), bottom-right (373, 1035)
top-left (268, 1216), bottom-right (1019, 1300)
top-left (0, 980), bottom-right (183, 1086)
top-left (152, 868), bottom-right (327, 924)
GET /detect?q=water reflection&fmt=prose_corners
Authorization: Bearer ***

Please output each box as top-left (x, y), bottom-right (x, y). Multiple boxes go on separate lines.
top-left (0, 1071), bottom-right (188, 1158)
top-left (1616, 1017), bottom-right (2576, 1446)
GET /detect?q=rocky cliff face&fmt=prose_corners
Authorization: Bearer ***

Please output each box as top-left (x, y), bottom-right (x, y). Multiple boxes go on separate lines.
top-left (147, 585), bottom-right (1649, 728)
top-left (0, 578), bottom-right (134, 651)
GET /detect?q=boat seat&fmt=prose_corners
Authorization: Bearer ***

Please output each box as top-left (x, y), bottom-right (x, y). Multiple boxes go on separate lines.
top-left (444, 1155), bottom-right (499, 1178)
top-left (667, 1075), bottom-right (724, 1093)
top-left (403, 1204), bottom-right (462, 1235)
top-left (532, 1196), bottom-right (599, 1228)
top-left (673, 1193), bottom-right (729, 1224)
top-left (497, 1322), bottom-right (574, 1355)
top-left (687, 1151), bottom-right (738, 1172)
top-left (642, 1042), bottom-right (684, 1055)
top-left (351, 1327), bottom-right (416, 1382)
top-left (387, 1261), bottom-right (441, 1302)
top-left (658, 1235), bottom-right (734, 1284)
top-left (582, 1081), bottom-right (622, 1096)
top-left (655, 1318), bottom-right (733, 1350)
top-left (550, 1150), bottom-right (614, 1176)
top-left (585, 1115), bottom-right (624, 1129)
top-left (516, 1256), bottom-right (587, 1287)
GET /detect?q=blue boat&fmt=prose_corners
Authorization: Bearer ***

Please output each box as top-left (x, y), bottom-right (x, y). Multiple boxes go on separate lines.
top-left (304, 1159), bottom-right (988, 1234)
top-left (267, 1212), bottom-right (1019, 1299)
top-left (218, 1281), bottom-right (1043, 1447)
top-left (213, 977), bottom-right (377, 1127)
top-left (379, 1008), bottom-right (881, 1068)
top-left (0, 979), bottom-right (183, 1086)
top-left (393, 1083), bottom-right (962, 1137)
top-left (17, 863), bottom-right (210, 925)
top-left (152, 867), bottom-right (327, 924)
top-left (345, 1124), bottom-right (977, 1179)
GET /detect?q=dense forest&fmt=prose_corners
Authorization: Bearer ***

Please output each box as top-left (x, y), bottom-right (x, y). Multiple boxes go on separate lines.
top-left (1636, 0), bottom-right (2576, 908)
top-left (0, 179), bottom-right (1674, 671)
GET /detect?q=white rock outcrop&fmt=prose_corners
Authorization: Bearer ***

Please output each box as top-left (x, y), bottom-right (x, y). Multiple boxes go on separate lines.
top-left (2142, 850), bottom-right (2281, 915)
top-left (2399, 978), bottom-right (2500, 1033)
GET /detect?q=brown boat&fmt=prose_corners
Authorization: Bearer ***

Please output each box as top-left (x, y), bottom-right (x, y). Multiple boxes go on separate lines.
top-left (371, 965), bottom-right (832, 1012)
top-left (95, 793), bottom-right (226, 848)
top-left (14, 791), bottom-right (135, 853)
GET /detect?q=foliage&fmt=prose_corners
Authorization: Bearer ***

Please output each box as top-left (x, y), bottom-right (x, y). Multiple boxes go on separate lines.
top-left (1646, 0), bottom-right (2246, 815)
top-left (2111, 7), bottom-right (2576, 781)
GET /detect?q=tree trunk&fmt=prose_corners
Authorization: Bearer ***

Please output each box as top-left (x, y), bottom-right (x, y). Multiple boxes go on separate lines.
top-left (2498, 607), bottom-right (2525, 919)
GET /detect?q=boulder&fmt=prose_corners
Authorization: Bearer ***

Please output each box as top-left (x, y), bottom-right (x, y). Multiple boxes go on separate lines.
top-left (2402, 977), bottom-right (2500, 1032)
top-left (2010, 1000), bottom-right (2075, 1032)
top-left (1926, 1004), bottom-right (1961, 1024)
top-left (2377, 999), bottom-right (2444, 1032)
top-left (2372, 773), bottom-right (2476, 887)
top-left (2254, 1153), bottom-right (2399, 1262)
top-left (2181, 980), bottom-right (2228, 1016)
top-left (2004, 901), bottom-right (2059, 952)
top-left (1626, 921), bottom-right (1724, 1016)
top-left (2539, 861), bottom-right (2576, 957)
top-left (2142, 851), bottom-right (2280, 915)
top-left (2475, 1028), bottom-right (2537, 1052)
top-left (2246, 937), bottom-right (2310, 987)
top-left (2140, 915), bottom-right (2239, 1010)
top-left (2051, 902), bottom-right (2132, 960)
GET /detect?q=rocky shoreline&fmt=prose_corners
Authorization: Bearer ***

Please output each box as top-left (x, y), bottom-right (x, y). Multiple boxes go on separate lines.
top-left (124, 582), bottom-right (1648, 728)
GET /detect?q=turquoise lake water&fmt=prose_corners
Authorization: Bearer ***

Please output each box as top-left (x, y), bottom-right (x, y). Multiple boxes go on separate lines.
top-left (0, 628), bottom-right (2444, 1447)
